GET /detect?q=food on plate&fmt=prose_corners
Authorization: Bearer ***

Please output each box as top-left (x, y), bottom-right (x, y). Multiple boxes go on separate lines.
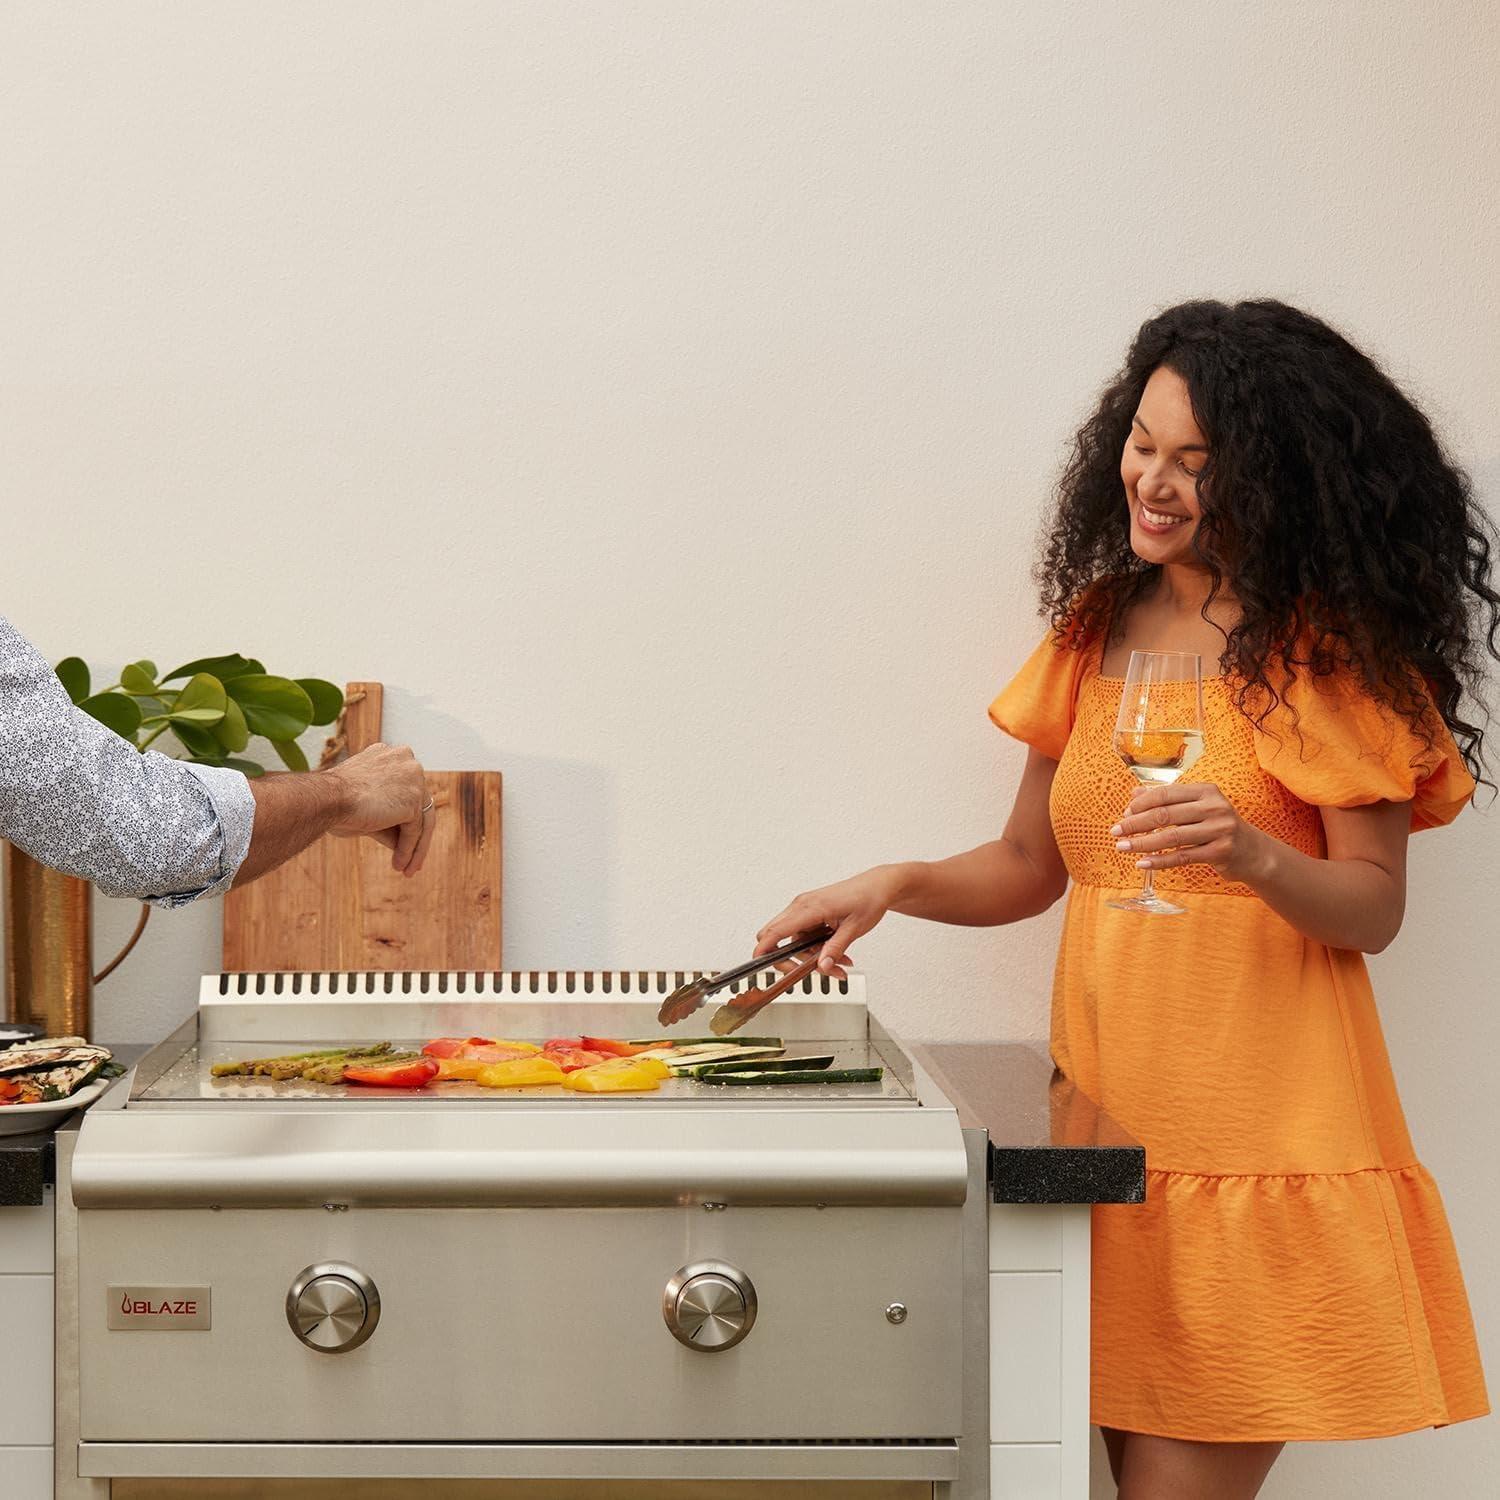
top-left (0, 1037), bottom-right (121, 1106)
top-left (342, 1054), bottom-right (440, 1088)
top-left (211, 1043), bottom-right (394, 1080)
top-left (697, 1067), bottom-right (884, 1086)
top-left (473, 1056), bottom-right (566, 1088)
top-left (421, 1036), bottom-right (541, 1061)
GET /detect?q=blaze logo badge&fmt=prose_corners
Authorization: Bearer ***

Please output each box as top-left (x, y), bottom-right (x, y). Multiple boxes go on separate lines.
top-left (107, 1286), bottom-right (211, 1331)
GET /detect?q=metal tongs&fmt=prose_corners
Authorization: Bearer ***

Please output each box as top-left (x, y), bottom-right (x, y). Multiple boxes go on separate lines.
top-left (657, 925), bottom-right (836, 1035)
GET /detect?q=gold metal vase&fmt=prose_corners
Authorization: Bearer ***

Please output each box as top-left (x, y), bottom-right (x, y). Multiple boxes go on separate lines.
top-left (4, 843), bottom-right (93, 1039)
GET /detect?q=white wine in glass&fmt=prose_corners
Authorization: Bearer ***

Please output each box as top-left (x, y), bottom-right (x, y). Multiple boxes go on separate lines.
top-left (1108, 650), bottom-right (1206, 916)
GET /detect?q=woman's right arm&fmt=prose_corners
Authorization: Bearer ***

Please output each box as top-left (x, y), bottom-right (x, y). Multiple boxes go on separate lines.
top-left (755, 747), bottom-right (1067, 976)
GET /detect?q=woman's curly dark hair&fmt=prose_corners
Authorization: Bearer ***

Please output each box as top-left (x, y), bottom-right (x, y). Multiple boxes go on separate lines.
top-left (1039, 298), bottom-right (1500, 784)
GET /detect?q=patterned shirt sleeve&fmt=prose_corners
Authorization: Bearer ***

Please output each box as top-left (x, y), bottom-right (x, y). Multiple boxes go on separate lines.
top-left (0, 615), bottom-right (257, 905)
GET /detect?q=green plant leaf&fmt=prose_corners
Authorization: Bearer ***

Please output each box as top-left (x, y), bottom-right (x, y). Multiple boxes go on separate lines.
top-left (272, 737), bottom-right (310, 772)
top-left (79, 691), bottom-right (142, 740)
top-left (297, 678), bottom-right (343, 726)
top-left (166, 673), bottom-right (227, 726)
top-left (55, 657), bottom-right (90, 704)
top-left (161, 653), bottom-right (264, 684)
top-left (171, 722), bottom-right (228, 763)
top-left (225, 758), bottom-right (266, 777)
top-left (225, 675), bottom-right (314, 741)
top-left (213, 695), bottom-right (250, 753)
top-left (121, 660), bottom-right (159, 695)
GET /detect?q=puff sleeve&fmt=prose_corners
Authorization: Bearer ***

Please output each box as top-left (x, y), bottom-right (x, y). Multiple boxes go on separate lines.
top-left (1251, 668), bottom-right (1474, 832)
top-left (987, 631), bottom-right (1092, 761)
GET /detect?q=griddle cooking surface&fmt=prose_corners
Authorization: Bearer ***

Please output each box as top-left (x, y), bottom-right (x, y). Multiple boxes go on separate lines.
top-left (135, 1040), bottom-right (915, 1107)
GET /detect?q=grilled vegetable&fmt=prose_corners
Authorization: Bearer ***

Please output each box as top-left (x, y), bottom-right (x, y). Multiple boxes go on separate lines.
top-left (433, 1056), bottom-right (486, 1081)
top-left (560, 1059), bottom-right (666, 1093)
top-left (473, 1056), bottom-right (566, 1088)
top-left (578, 1036), bottom-right (655, 1057)
top-left (636, 1043), bottom-right (785, 1067)
top-left (541, 1042), bottom-right (618, 1072)
top-left (697, 1067), bottom-right (884, 1086)
top-left (685, 1054), bottom-right (836, 1078)
top-left (301, 1058), bottom-right (366, 1085)
top-left (342, 1054), bottom-right (440, 1088)
top-left (422, 1036), bottom-right (542, 1061)
top-left (210, 1043), bottom-right (392, 1079)
top-left (628, 1036), bottom-right (783, 1049)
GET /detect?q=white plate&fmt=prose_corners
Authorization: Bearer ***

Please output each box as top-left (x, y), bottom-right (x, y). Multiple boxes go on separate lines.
top-left (0, 1075), bottom-right (113, 1135)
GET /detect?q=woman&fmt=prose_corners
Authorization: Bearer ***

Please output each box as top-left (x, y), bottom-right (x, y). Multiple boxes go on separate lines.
top-left (754, 301), bottom-right (1493, 1498)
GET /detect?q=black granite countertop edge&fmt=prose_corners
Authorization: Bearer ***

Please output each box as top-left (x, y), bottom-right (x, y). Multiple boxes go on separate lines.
top-left (989, 1142), bottom-right (1147, 1205)
top-left (0, 1128), bottom-right (55, 1208)
top-left (912, 1041), bottom-right (1148, 1206)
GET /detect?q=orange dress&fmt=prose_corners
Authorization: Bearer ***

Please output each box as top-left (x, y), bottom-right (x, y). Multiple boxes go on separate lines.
top-left (989, 632), bottom-right (1490, 1442)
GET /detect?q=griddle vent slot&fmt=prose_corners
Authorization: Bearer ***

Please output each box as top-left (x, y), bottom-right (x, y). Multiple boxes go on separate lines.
top-left (215, 969), bottom-right (851, 998)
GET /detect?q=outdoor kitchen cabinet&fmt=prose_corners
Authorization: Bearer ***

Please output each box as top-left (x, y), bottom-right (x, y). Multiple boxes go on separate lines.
top-left (0, 1181), bottom-right (55, 1500)
top-left (4, 986), bottom-right (1142, 1500)
top-left (916, 1045), bottom-right (1146, 1500)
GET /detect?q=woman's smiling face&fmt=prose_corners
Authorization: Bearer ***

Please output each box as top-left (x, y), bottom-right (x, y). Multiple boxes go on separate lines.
top-left (1120, 365), bottom-right (1209, 566)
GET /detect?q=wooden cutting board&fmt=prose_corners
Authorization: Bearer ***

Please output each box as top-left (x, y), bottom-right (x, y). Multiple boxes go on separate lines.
top-left (222, 682), bottom-right (501, 972)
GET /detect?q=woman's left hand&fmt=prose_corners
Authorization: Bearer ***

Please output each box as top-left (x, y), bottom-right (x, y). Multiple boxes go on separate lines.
top-left (1110, 782), bottom-right (1272, 885)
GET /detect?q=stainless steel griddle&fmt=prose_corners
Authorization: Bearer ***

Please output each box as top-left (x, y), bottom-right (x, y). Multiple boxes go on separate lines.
top-left (55, 969), bottom-right (992, 1500)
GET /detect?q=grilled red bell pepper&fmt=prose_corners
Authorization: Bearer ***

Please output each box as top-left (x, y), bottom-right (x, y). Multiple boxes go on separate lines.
top-left (423, 1036), bottom-right (540, 1063)
top-left (579, 1035), bottom-right (653, 1058)
top-left (343, 1055), bottom-right (440, 1088)
top-left (540, 1043), bottom-right (616, 1073)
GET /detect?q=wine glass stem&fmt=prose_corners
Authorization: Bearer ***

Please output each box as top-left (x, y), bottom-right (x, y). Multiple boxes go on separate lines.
top-left (1141, 865), bottom-right (1157, 902)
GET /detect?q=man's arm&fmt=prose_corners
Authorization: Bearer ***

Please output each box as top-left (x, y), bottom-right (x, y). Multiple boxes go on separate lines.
top-left (0, 614), bottom-right (432, 902)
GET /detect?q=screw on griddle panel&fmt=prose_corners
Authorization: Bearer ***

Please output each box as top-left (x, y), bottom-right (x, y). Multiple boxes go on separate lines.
top-left (702, 1201), bottom-right (727, 1212)
top-left (885, 1303), bottom-right (908, 1325)
top-left (322, 1202), bottom-right (349, 1213)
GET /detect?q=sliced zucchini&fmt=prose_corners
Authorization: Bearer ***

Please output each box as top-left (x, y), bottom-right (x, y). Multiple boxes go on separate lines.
top-left (697, 1067), bottom-right (884, 1087)
top-left (688, 1054), bottom-right (836, 1078)
top-left (629, 1036), bottom-right (783, 1049)
top-left (656, 1044), bottom-right (785, 1071)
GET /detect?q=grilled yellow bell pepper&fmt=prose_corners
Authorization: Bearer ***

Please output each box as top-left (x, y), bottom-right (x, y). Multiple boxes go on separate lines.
top-left (560, 1057), bottom-right (668, 1092)
top-left (474, 1056), bottom-right (566, 1088)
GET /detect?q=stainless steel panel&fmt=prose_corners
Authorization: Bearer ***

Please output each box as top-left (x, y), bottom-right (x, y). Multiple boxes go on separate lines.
top-left (111, 1488), bottom-right (930, 1500)
top-left (193, 971), bottom-right (872, 1050)
top-left (955, 1129), bottom-right (991, 1500)
top-left (110, 1483), bottom-right (934, 1500)
top-left (88, 1442), bottom-right (955, 1480)
top-left (71, 1104), bottom-right (966, 1208)
top-left (53, 1124), bottom-right (111, 1500)
top-left (78, 1207), bottom-right (963, 1441)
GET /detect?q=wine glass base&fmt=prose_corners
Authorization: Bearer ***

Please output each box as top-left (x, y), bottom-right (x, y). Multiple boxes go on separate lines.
top-left (1106, 893), bottom-right (1187, 916)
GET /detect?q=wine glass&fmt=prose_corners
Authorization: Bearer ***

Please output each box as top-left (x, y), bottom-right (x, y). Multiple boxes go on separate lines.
top-left (1107, 650), bottom-right (1205, 916)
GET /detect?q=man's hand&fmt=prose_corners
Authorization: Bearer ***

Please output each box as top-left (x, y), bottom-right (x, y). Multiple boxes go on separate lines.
top-left (235, 742), bottom-right (436, 889)
top-left (325, 743), bottom-right (436, 875)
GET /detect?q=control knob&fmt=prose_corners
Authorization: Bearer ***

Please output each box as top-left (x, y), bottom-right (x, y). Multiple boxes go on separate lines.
top-left (286, 1263), bottom-right (380, 1354)
top-left (663, 1261), bottom-right (757, 1352)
